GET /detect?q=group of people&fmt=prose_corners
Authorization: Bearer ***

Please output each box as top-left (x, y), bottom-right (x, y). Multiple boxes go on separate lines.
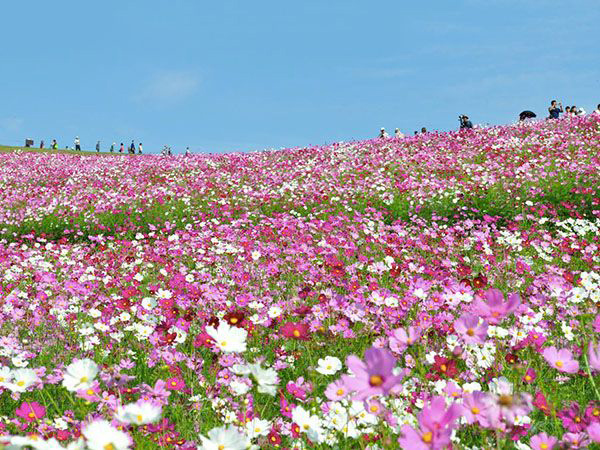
top-left (547, 100), bottom-right (598, 119)
top-left (108, 140), bottom-right (143, 154)
top-left (380, 100), bottom-right (599, 139)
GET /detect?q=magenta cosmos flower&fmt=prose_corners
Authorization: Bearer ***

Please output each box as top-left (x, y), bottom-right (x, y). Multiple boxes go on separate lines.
top-left (473, 288), bottom-right (520, 324)
top-left (398, 396), bottom-right (462, 449)
top-left (341, 347), bottom-right (404, 401)
top-left (542, 346), bottom-right (579, 373)
top-left (15, 401), bottom-right (46, 422)
top-left (454, 314), bottom-right (488, 345)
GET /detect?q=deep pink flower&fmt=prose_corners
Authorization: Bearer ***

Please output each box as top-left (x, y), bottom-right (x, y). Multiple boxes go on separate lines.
top-left (280, 322), bottom-right (310, 340)
top-left (522, 368), bottom-right (537, 383)
top-left (454, 313), bottom-right (488, 344)
top-left (530, 432), bottom-right (558, 450)
top-left (542, 346), bottom-right (579, 373)
top-left (473, 288), bottom-right (520, 324)
top-left (341, 347), bottom-right (404, 400)
top-left (15, 402), bottom-right (46, 422)
top-left (558, 402), bottom-right (588, 433)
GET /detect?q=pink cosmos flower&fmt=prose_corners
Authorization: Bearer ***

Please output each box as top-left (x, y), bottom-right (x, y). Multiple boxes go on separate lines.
top-left (15, 401), bottom-right (46, 422)
top-left (324, 379), bottom-right (348, 401)
top-left (542, 346), bottom-right (579, 373)
top-left (588, 422), bottom-right (600, 442)
top-left (530, 432), bottom-right (558, 450)
top-left (341, 347), bottom-right (404, 401)
top-left (453, 314), bottom-right (488, 345)
top-left (462, 391), bottom-right (492, 428)
top-left (473, 288), bottom-right (520, 324)
top-left (398, 396), bottom-right (462, 449)
top-left (487, 378), bottom-right (532, 428)
top-left (389, 326), bottom-right (421, 353)
top-left (588, 342), bottom-right (600, 372)
top-left (561, 432), bottom-right (590, 448)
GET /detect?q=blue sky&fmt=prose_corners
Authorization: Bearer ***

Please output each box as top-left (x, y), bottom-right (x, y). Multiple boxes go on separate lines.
top-left (1, 0), bottom-right (598, 153)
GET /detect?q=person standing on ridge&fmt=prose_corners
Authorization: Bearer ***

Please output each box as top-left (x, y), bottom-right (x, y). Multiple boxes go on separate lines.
top-left (379, 128), bottom-right (389, 139)
top-left (96, 141), bottom-right (100, 152)
top-left (138, 143), bottom-right (143, 154)
top-left (129, 140), bottom-right (135, 154)
top-left (394, 128), bottom-right (404, 138)
top-left (119, 142), bottom-right (124, 153)
top-left (548, 100), bottom-right (563, 119)
top-left (594, 104), bottom-right (600, 115)
top-left (74, 136), bottom-right (81, 151)
top-left (110, 142), bottom-right (115, 152)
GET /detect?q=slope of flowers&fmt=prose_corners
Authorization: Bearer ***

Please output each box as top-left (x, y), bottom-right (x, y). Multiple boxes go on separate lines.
top-left (0, 116), bottom-right (599, 449)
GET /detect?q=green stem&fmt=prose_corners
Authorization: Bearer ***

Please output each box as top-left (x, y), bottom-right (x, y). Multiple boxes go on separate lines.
top-left (583, 350), bottom-right (600, 402)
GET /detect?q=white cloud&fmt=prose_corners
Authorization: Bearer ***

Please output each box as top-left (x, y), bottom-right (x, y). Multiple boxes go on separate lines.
top-left (0, 117), bottom-right (24, 132)
top-left (135, 70), bottom-right (200, 104)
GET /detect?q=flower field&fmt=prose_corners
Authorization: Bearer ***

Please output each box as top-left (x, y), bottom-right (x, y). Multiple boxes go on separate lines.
top-left (1, 115), bottom-right (599, 449)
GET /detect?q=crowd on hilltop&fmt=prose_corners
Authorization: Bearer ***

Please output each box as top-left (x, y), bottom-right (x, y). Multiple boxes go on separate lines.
top-left (29, 137), bottom-right (144, 154)
top-left (378, 100), bottom-right (600, 139)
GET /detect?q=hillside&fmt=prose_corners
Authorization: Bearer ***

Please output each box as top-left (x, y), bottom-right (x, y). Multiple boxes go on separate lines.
top-left (0, 115), bottom-right (599, 448)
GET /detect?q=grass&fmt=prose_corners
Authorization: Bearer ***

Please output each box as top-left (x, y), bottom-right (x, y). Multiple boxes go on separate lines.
top-left (0, 144), bottom-right (128, 155)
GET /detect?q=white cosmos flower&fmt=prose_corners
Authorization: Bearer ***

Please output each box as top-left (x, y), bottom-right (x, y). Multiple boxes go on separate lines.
top-left (0, 365), bottom-right (12, 384)
top-left (206, 322), bottom-right (248, 353)
top-left (62, 359), bottom-right (99, 392)
top-left (231, 362), bottom-right (279, 396)
top-left (245, 418), bottom-right (271, 439)
top-left (82, 420), bottom-right (131, 450)
top-left (292, 406), bottom-right (323, 443)
top-left (1, 368), bottom-right (39, 393)
top-left (198, 425), bottom-right (250, 450)
top-left (116, 401), bottom-right (162, 425)
top-left (315, 356), bottom-right (342, 375)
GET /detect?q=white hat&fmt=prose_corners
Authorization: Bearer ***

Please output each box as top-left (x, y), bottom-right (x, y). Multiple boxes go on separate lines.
top-left (381, 127), bottom-right (385, 130)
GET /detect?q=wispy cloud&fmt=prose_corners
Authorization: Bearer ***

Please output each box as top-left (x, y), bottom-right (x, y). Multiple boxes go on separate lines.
top-left (0, 117), bottom-right (24, 132)
top-left (135, 70), bottom-right (200, 105)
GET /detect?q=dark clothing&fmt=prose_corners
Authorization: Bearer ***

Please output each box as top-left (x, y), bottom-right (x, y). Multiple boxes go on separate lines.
top-left (549, 107), bottom-right (562, 119)
top-left (460, 120), bottom-right (473, 129)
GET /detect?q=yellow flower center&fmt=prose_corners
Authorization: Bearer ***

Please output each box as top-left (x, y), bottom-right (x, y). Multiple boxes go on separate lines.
top-left (28, 412), bottom-right (36, 419)
top-left (440, 364), bottom-right (447, 372)
top-left (17, 381), bottom-right (25, 387)
top-left (336, 388), bottom-right (344, 396)
top-left (525, 375), bottom-right (532, 381)
top-left (498, 395), bottom-right (513, 406)
top-left (303, 424), bottom-right (309, 430)
top-left (220, 341), bottom-right (227, 347)
top-left (230, 317), bottom-right (238, 324)
top-left (540, 444), bottom-right (548, 450)
top-left (104, 444), bottom-right (115, 450)
top-left (370, 405), bottom-right (379, 413)
top-left (471, 407), bottom-right (480, 414)
top-left (80, 376), bottom-right (89, 383)
top-left (369, 375), bottom-right (384, 386)
top-left (466, 328), bottom-right (475, 336)
top-left (293, 330), bottom-right (301, 338)
top-left (87, 389), bottom-right (94, 395)
top-left (555, 360), bottom-right (563, 368)
top-left (137, 414), bottom-right (143, 423)
top-left (422, 432), bottom-right (433, 443)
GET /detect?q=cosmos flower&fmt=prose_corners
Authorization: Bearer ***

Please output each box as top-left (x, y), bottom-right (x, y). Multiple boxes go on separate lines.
top-left (542, 346), bottom-right (579, 374)
top-left (529, 432), bottom-right (558, 450)
top-left (62, 359), bottom-right (99, 392)
top-left (315, 356), bottom-right (342, 375)
top-left (116, 400), bottom-right (162, 425)
top-left (198, 425), bottom-right (250, 450)
top-left (82, 419), bottom-right (132, 450)
top-left (473, 288), bottom-right (520, 324)
top-left (454, 314), bottom-right (488, 345)
top-left (341, 347), bottom-right (404, 401)
top-left (206, 322), bottom-right (248, 353)
top-left (15, 401), bottom-right (46, 422)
